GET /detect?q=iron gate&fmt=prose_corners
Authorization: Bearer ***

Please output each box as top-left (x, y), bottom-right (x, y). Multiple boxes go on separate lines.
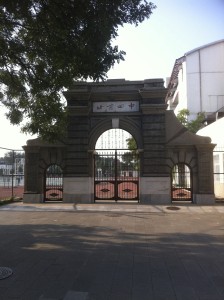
top-left (94, 150), bottom-right (139, 201)
top-left (44, 164), bottom-right (63, 201)
top-left (171, 163), bottom-right (192, 202)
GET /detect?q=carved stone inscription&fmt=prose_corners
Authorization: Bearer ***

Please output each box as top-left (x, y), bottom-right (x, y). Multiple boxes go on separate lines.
top-left (93, 101), bottom-right (139, 113)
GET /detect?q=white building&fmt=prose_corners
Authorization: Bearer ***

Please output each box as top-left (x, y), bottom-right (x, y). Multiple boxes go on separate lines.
top-left (0, 162), bottom-right (12, 175)
top-left (166, 39), bottom-right (224, 122)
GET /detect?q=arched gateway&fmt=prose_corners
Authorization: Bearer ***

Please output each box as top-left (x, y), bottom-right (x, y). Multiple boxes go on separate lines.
top-left (23, 79), bottom-right (215, 204)
top-left (94, 129), bottom-right (139, 202)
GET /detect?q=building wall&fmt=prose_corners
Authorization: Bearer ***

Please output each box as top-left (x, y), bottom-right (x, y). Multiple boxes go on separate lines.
top-left (186, 51), bottom-right (201, 117)
top-left (187, 41), bottom-right (224, 118)
top-left (0, 164), bottom-right (12, 175)
top-left (168, 40), bottom-right (224, 120)
top-left (173, 61), bottom-right (188, 114)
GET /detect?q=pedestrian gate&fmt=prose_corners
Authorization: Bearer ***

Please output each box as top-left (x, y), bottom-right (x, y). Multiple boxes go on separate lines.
top-left (171, 163), bottom-right (192, 202)
top-left (94, 150), bottom-right (139, 201)
top-left (44, 164), bottom-right (63, 201)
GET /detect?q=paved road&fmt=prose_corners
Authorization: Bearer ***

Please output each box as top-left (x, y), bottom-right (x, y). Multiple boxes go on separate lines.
top-left (0, 202), bottom-right (224, 299)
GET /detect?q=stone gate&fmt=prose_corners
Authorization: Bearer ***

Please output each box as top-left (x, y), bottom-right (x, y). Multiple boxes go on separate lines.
top-left (23, 79), bottom-right (215, 204)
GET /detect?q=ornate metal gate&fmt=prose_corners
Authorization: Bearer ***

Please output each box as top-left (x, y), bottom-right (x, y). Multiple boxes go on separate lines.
top-left (44, 164), bottom-right (63, 202)
top-left (94, 150), bottom-right (139, 202)
top-left (171, 163), bottom-right (192, 202)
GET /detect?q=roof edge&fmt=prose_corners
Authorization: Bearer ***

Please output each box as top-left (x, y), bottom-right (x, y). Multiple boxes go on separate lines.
top-left (185, 39), bottom-right (224, 56)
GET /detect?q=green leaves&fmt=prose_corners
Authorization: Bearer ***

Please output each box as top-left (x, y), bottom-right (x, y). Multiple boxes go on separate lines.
top-left (0, 0), bottom-right (156, 141)
top-left (176, 109), bottom-right (205, 133)
top-left (126, 137), bottom-right (137, 150)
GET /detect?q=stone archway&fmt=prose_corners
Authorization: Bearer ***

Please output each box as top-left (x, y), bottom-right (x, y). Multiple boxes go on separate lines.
top-left (23, 79), bottom-right (215, 204)
top-left (88, 116), bottom-right (143, 151)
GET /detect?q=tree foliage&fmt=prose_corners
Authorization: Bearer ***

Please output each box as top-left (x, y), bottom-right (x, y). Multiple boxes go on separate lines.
top-left (121, 150), bottom-right (139, 171)
top-left (95, 154), bottom-right (116, 177)
top-left (176, 109), bottom-right (205, 133)
top-left (126, 137), bottom-right (137, 150)
top-left (0, 0), bottom-right (156, 141)
top-left (0, 151), bottom-right (24, 164)
top-left (123, 137), bottom-right (138, 170)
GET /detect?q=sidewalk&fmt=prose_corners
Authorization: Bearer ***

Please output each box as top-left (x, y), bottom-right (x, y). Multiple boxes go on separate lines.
top-left (0, 202), bottom-right (224, 299)
top-left (1, 201), bottom-right (224, 213)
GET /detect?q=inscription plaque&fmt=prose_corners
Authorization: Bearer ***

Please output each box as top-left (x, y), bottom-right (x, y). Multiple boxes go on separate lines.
top-left (93, 101), bottom-right (139, 113)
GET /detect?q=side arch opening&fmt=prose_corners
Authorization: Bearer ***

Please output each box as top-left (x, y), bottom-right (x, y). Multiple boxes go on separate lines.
top-left (171, 163), bottom-right (192, 202)
top-left (44, 164), bottom-right (63, 202)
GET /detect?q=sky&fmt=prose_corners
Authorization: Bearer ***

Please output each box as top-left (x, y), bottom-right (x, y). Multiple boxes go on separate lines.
top-left (0, 0), bottom-right (224, 156)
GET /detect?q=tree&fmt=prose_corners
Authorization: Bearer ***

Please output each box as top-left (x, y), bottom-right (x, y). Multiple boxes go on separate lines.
top-left (176, 109), bottom-right (205, 133)
top-left (0, 151), bottom-right (24, 165)
top-left (126, 137), bottom-right (137, 150)
top-left (122, 137), bottom-right (138, 171)
top-left (95, 154), bottom-right (116, 177)
top-left (121, 151), bottom-right (138, 171)
top-left (0, 0), bottom-right (156, 141)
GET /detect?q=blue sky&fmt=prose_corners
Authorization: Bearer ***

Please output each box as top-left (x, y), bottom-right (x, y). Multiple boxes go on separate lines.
top-left (0, 0), bottom-right (224, 154)
top-left (108, 0), bottom-right (224, 80)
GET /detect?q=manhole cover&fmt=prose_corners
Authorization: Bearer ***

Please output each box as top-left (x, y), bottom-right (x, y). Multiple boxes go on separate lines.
top-left (0, 267), bottom-right (13, 280)
top-left (166, 206), bottom-right (180, 211)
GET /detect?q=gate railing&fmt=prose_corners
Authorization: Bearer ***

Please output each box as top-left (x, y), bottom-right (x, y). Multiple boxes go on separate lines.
top-left (94, 149), bottom-right (139, 201)
top-left (0, 147), bottom-right (25, 201)
top-left (171, 163), bottom-right (192, 202)
top-left (44, 164), bottom-right (63, 202)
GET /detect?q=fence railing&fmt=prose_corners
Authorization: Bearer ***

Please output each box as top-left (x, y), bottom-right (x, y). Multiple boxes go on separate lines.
top-left (0, 147), bottom-right (25, 201)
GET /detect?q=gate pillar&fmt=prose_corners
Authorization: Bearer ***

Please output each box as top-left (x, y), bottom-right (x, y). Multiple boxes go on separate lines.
top-left (23, 146), bottom-right (42, 203)
top-left (195, 144), bottom-right (215, 204)
top-left (139, 97), bottom-right (170, 203)
top-left (62, 91), bottom-right (93, 203)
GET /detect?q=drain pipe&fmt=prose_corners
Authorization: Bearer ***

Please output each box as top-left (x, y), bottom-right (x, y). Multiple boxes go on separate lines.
top-left (198, 50), bottom-right (202, 112)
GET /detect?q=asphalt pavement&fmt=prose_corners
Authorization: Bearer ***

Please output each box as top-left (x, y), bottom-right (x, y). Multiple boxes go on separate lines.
top-left (0, 202), bottom-right (224, 300)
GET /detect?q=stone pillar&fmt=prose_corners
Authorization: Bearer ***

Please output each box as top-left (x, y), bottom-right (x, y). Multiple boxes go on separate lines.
top-left (63, 98), bottom-right (92, 203)
top-left (195, 144), bottom-right (215, 204)
top-left (23, 146), bottom-right (43, 203)
top-left (140, 96), bottom-right (170, 204)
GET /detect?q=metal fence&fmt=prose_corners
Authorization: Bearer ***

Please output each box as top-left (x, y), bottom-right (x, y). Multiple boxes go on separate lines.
top-left (0, 147), bottom-right (25, 201)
